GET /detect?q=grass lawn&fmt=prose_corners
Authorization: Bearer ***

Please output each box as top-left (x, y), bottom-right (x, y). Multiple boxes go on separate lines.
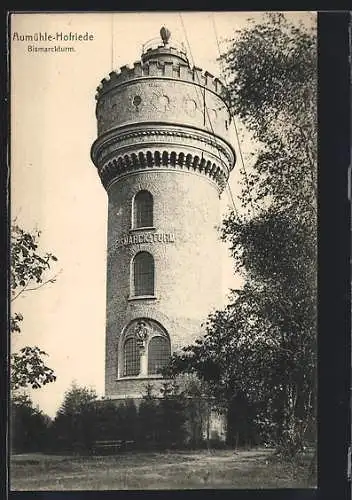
top-left (10, 448), bottom-right (316, 490)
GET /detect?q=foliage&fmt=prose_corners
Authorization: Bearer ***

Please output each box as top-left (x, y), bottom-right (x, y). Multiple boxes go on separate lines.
top-left (117, 400), bottom-right (139, 442)
top-left (11, 224), bottom-right (58, 301)
top-left (138, 382), bottom-right (188, 449)
top-left (90, 400), bottom-right (121, 441)
top-left (51, 382), bottom-right (186, 453)
top-left (173, 374), bottom-right (210, 448)
top-left (46, 379), bottom-right (232, 454)
top-left (51, 384), bottom-right (140, 453)
top-left (221, 12), bottom-right (317, 217)
top-left (222, 12), bottom-right (317, 456)
top-left (51, 383), bottom-right (98, 452)
top-left (138, 383), bottom-right (161, 449)
top-left (11, 393), bottom-right (52, 453)
top-left (56, 382), bottom-right (98, 416)
top-left (158, 382), bottom-right (187, 448)
top-left (92, 399), bottom-right (139, 443)
top-left (11, 223), bottom-right (58, 391)
top-left (164, 13), bottom-right (317, 457)
top-left (11, 347), bottom-right (57, 390)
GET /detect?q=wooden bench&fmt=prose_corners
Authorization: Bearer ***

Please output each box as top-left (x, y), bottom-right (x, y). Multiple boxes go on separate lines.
top-left (124, 440), bottom-right (135, 450)
top-left (92, 440), bottom-right (136, 454)
top-left (92, 440), bottom-right (124, 454)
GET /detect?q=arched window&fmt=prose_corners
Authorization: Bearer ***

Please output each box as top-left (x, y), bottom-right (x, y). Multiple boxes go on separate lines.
top-left (133, 190), bottom-right (153, 228)
top-left (133, 251), bottom-right (154, 296)
top-left (123, 337), bottom-right (140, 376)
top-left (148, 336), bottom-right (171, 375)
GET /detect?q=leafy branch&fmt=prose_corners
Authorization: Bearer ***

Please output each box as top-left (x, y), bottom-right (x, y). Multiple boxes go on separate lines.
top-left (11, 222), bottom-right (59, 391)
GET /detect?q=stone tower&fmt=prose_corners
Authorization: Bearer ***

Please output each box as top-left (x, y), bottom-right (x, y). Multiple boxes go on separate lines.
top-left (91, 28), bottom-right (236, 401)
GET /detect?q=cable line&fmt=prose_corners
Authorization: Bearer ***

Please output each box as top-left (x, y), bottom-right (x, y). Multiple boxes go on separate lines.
top-left (111, 13), bottom-right (114, 71)
top-left (211, 13), bottom-right (255, 218)
top-left (179, 13), bottom-right (239, 217)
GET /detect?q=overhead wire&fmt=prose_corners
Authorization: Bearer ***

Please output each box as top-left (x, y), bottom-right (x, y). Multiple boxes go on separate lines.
top-left (111, 13), bottom-right (114, 71)
top-left (179, 13), bottom-right (239, 216)
top-left (211, 13), bottom-right (255, 218)
top-left (178, 14), bottom-right (209, 128)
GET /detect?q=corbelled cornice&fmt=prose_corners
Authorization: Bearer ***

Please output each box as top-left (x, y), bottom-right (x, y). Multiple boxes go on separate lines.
top-left (100, 149), bottom-right (227, 193)
top-left (91, 124), bottom-right (235, 193)
top-left (91, 124), bottom-right (235, 167)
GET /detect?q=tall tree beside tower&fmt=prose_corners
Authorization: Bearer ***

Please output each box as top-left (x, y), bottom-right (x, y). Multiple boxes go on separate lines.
top-left (165, 13), bottom-right (317, 457)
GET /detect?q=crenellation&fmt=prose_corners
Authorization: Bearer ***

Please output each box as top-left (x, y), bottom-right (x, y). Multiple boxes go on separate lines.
top-left (163, 61), bottom-right (173, 77)
top-left (109, 71), bottom-right (118, 81)
top-left (172, 65), bottom-right (180, 79)
top-left (133, 61), bottom-right (143, 76)
top-left (192, 66), bottom-right (205, 87)
top-left (213, 77), bottom-right (221, 94)
top-left (148, 60), bottom-right (159, 76)
top-left (179, 63), bottom-right (190, 80)
top-left (119, 64), bottom-right (133, 82)
top-left (205, 71), bottom-right (217, 92)
top-left (204, 70), bottom-right (214, 86)
top-left (95, 60), bottom-right (228, 103)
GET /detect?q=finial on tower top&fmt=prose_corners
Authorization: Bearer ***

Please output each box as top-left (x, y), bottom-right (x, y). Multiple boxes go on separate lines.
top-left (160, 26), bottom-right (171, 46)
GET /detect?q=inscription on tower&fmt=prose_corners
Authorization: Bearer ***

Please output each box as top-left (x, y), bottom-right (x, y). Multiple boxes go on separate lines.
top-left (116, 231), bottom-right (175, 248)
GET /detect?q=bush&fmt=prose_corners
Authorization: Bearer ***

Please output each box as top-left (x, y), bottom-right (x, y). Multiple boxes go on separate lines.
top-left (48, 382), bottom-right (236, 454)
top-left (11, 393), bottom-right (51, 453)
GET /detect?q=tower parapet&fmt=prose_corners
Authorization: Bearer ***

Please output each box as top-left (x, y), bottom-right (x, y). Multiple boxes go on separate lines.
top-left (91, 28), bottom-right (235, 194)
top-left (95, 62), bottom-right (228, 101)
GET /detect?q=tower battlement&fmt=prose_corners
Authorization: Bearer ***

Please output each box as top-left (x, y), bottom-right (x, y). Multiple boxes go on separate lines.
top-left (96, 62), bottom-right (228, 102)
top-left (92, 44), bottom-right (236, 191)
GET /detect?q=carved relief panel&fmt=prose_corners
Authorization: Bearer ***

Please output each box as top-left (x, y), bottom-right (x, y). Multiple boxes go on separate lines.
top-left (118, 318), bottom-right (170, 378)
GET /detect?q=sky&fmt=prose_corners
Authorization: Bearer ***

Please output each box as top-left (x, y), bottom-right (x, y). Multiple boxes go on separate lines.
top-left (10, 11), bottom-right (316, 418)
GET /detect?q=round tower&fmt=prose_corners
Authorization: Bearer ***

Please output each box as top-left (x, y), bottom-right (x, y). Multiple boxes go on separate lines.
top-left (91, 28), bottom-right (236, 399)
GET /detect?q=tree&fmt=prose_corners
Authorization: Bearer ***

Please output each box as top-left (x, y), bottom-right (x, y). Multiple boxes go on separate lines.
top-left (222, 12), bottom-right (317, 456)
top-left (56, 382), bottom-right (98, 416)
top-left (221, 12), bottom-right (317, 218)
top-left (174, 374), bottom-right (210, 448)
top-left (11, 346), bottom-right (57, 391)
top-left (91, 400), bottom-right (121, 442)
top-left (158, 381), bottom-right (187, 449)
top-left (11, 223), bottom-right (59, 391)
top-left (11, 393), bottom-right (52, 453)
top-left (165, 13), bottom-right (317, 457)
top-left (163, 305), bottom-right (266, 446)
top-left (52, 383), bottom-right (98, 452)
top-left (138, 383), bottom-right (160, 449)
top-left (92, 398), bottom-right (139, 444)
